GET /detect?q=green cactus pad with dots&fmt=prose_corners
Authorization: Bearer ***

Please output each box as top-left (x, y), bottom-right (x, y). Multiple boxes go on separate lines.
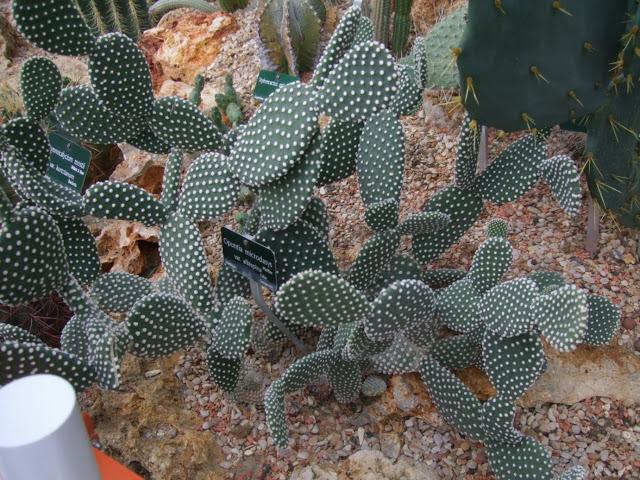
top-left (0, 324), bottom-right (42, 344)
top-left (343, 323), bottom-right (391, 361)
top-left (368, 254), bottom-right (422, 297)
top-left (421, 7), bottom-right (466, 89)
top-left (455, 115), bottom-right (480, 190)
top-left (486, 218), bottom-right (508, 239)
top-left (160, 211), bottom-right (218, 315)
top-left (328, 359), bottom-right (362, 404)
top-left (56, 86), bottom-right (144, 144)
top-left (370, 332), bottom-right (422, 375)
top-left (389, 64), bottom-right (423, 117)
top-left (299, 197), bottom-right (330, 241)
top-left (160, 150), bottom-right (183, 213)
top-left (361, 375), bottom-right (386, 397)
top-left (312, 6), bottom-right (360, 86)
top-left (347, 230), bottom-right (400, 291)
top-left (419, 356), bottom-right (484, 442)
top-left (413, 185), bottom-right (484, 264)
top-left (475, 133), bottom-right (547, 205)
top-left (364, 199), bottom-right (400, 232)
top-left (396, 211), bottom-right (451, 236)
top-left (91, 272), bottom-right (153, 313)
top-left (583, 295), bottom-right (619, 347)
top-left (480, 278), bottom-right (538, 337)
top-left (55, 216), bottom-right (100, 285)
top-left (0, 206), bottom-right (69, 306)
top-left (467, 236), bottom-right (513, 295)
top-left (353, 14), bottom-right (374, 46)
top-left (318, 41), bottom-right (397, 122)
top-left (533, 284), bottom-right (588, 352)
top-left (483, 330), bottom-right (545, 401)
top-left (150, 96), bottom-right (222, 152)
top-left (206, 347), bottom-right (242, 392)
top-left (84, 316), bottom-right (129, 389)
top-left (12, 0), bottom-right (97, 56)
top-left (539, 155), bottom-right (582, 217)
top-left (88, 33), bottom-right (154, 118)
top-left (126, 293), bottom-right (206, 357)
top-left (430, 334), bottom-right (482, 370)
top-left (178, 152), bottom-right (239, 222)
top-left (60, 314), bottom-right (88, 361)
top-left (83, 181), bottom-right (168, 226)
top-left (486, 436), bottom-right (553, 480)
top-left (421, 268), bottom-right (467, 289)
top-left (129, 127), bottom-right (172, 155)
top-left (258, 135), bottom-right (322, 231)
top-left (216, 264), bottom-right (251, 307)
top-left (20, 56), bottom-right (62, 122)
top-left (0, 341), bottom-right (96, 391)
top-left (212, 297), bottom-right (252, 360)
top-left (317, 119), bottom-right (363, 186)
top-left (481, 395), bottom-right (522, 445)
top-left (529, 271), bottom-right (566, 292)
top-left (263, 382), bottom-right (287, 448)
top-left (2, 118), bottom-right (50, 174)
top-left (436, 278), bottom-right (482, 333)
top-left (275, 270), bottom-right (370, 328)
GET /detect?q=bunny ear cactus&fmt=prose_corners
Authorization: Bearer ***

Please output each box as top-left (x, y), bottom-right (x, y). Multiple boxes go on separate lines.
top-left (20, 56), bottom-right (62, 122)
top-left (316, 119), bottom-right (363, 187)
top-left (91, 271), bottom-right (154, 312)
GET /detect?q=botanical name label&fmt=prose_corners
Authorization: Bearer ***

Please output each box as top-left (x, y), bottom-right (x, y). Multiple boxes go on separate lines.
top-left (253, 70), bottom-right (299, 101)
top-left (221, 226), bottom-right (278, 291)
top-left (47, 132), bottom-right (91, 193)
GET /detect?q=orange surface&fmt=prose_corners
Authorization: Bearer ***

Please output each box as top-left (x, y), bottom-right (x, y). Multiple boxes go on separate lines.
top-left (93, 448), bottom-right (144, 480)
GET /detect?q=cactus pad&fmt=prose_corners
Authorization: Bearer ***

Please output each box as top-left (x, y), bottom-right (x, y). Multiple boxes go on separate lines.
top-left (486, 218), bottom-right (508, 239)
top-left (389, 64), bottom-right (423, 116)
top-left (0, 207), bottom-right (68, 306)
top-left (430, 334), bottom-right (481, 370)
top-left (455, 114), bottom-right (480, 190)
top-left (364, 199), bottom-right (400, 232)
top-left (396, 211), bottom-right (451, 236)
top-left (160, 149), bottom-right (182, 212)
top-left (12, 0), bottom-right (96, 56)
top-left (328, 359), bottom-right (362, 403)
top-left (276, 270), bottom-right (370, 328)
top-left (0, 341), bottom-right (96, 391)
top-left (583, 295), bottom-right (619, 347)
top-left (91, 272), bottom-right (153, 312)
top-left (483, 331), bottom-right (545, 401)
top-left (539, 155), bottom-right (582, 217)
top-left (230, 82), bottom-right (318, 187)
top-left (160, 212), bottom-right (218, 315)
top-left (212, 297), bottom-right (252, 360)
top-left (150, 96), bottom-right (222, 152)
top-left (178, 152), bottom-right (239, 222)
top-left (480, 278), bottom-right (538, 337)
top-left (129, 127), bottom-right (172, 155)
top-left (299, 197), bottom-right (330, 241)
top-left (436, 278), bottom-right (482, 333)
top-left (216, 264), bottom-right (251, 306)
top-left (317, 119), bottom-right (362, 186)
top-left (318, 41), bottom-right (397, 122)
top-left (422, 7), bottom-right (466, 89)
top-left (533, 284), bottom-right (588, 352)
top-left (422, 268), bottom-right (467, 289)
top-left (481, 395), bottom-right (522, 445)
top-left (529, 271), bottom-right (565, 292)
top-left (486, 436), bottom-right (552, 480)
top-left (55, 216), bottom-right (100, 285)
top-left (353, 15), bottom-right (374, 46)
top-left (206, 347), bottom-right (241, 392)
top-left (59, 314), bottom-right (88, 361)
top-left (88, 33), bottom-right (154, 118)
top-left (84, 181), bottom-right (168, 226)
top-left (0, 324), bottom-right (42, 344)
top-left (467, 236), bottom-right (512, 294)
top-left (361, 375), bottom-right (387, 396)
top-left (2, 118), bottom-right (50, 174)
top-left (370, 332), bottom-right (422, 374)
top-left (347, 230), bottom-right (400, 291)
top-left (20, 56), bottom-right (62, 122)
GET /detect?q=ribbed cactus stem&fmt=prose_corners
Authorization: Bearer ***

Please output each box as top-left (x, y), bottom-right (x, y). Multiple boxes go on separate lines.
top-left (391, 0), bottom-right (412, 54)
top-left (372, 0), bottom-right (391, 44)
top-left (131, 0), bottom-right (152, 31)
top-left (92, 0), bottom-right (118, 33)
top-left (74, 0), bottom-right (101, 36)
top-left (218, 0), bottom-right (249, 13)
top-left (148, 0), bottom-right (218, 20)
top-left (113, 0), bottom-right (139, 39)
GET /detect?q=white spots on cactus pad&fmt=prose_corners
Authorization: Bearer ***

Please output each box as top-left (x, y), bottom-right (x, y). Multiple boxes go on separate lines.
top-left (480, 278), bottom-right (538, 338)
top-left (212, 296), bottom-right (252, 360)
top-left (582, 295), bottom-right (620, 347)
top-left (91, 271), bottom-right (153, 312)
top-left (467, 236), bottom-right (513, 295)
top-left (20, 56), bottom-right (62, 122)
top-left (533, 284), bottom-right (588, 352)
top-left (317, 119), bottom-right (362, 186)
top-left (486, 436), bottom-right (553, 480)
top-left (360, 375), bottom-right (387, 397)
top-left (539, 154), bottom-right (582, 217)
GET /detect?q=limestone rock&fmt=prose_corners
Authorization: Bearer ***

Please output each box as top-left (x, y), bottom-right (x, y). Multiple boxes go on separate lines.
top-left (112, 144), bottom-right (166, 195)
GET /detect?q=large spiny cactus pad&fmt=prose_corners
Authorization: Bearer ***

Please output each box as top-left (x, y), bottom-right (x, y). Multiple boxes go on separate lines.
top-left (389, 64), bottom-right (423, 117)
top-left (539, 155), bottom-right (582, 217)
top-left (229, 82), bottom-right (318, 187)
top-left (2, 118), bottom-right (50, 174)
top-left (126, 293), bottom-right (206, 357)
top-left (364, 199), bottom-right (400, 232)
top-left (455, 114), bottom-right (480, 190)
top-left (328, 359), bottom-right (362, 404)
top-left (206, 347), bottom-right (242, 392)
top-left (422, 268), bottom-right (467, 289)
top-left (481, 396), bottom-right (522, 445)
top-left (216, 264), bottom-right (251, 306)
top-left (56, 86), bottom-right (144, 144)
top-left (312, 6), bottom-right (361, 87)
top-left (436, 278), bottom-right (482, 333)
top-left (178, 152), bottom-right (239, 222)
top-left (317, 119), bottom-right (362, 186)
top-left (430, 334), bottom-right (481, 370)
top-left (583, 295), bottom-right (619, 347)
top-left (91, 272), bottom-right (153, 312)
top-left (419, 356), bottom-right (484, 442)
top-left (357, 111), bottom-right (405, 208)
top-left (257, 220), bottom-right (337, 286)
top-left (483, 331), bottom-right (545, 401)
top-left (12, 0), bottom-right (96, 56)
top-left (258, 135), bottom-right (322, 230)
top-left (533, 285), bottom-right (588, 352)
top-left (365, 280), bottom-right (433, 342)
top-left (0, 324), bottom-right (42, 344)
top-left (0, 207), bottom-right (68, 306)
top-left (150, 96), bottom-right (222, 152)
top-left (55, 216), bottom-right (100, 285)
top-left (160, 212), bottom-right (218, 315)
top-left (20, 56), bottom-right (62, 122)
top-left (84, 181), bottom-right (168, 226)
top-left (397, 211), bottom-right (450, 236)
top-left (467, 236), bottom-right (512, 295)
top-left (480, 278), bottom-right (538, 337)
top-left (276, 270), bottom-right (370, 328)
top-left (318, 41), bottom-right (397, 122)
top-left (413, 185), bottom-right (483, 264)
top-left (89, 33), bottom-right (154, 118)
top-left (486, 436), bottom-right (553, 480)
top-left (0, 341), bottom-right (96, 391)
top-left (347, 230), bottom-right (400, 291)
top-left (475, 134), bottom-right (546, 204)
top-left (370, 332), bottom-right (422, 374)
top-left (212, 296), bottom-right (252, 360)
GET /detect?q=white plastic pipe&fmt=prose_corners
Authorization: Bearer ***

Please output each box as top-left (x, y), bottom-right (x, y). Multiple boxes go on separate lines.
top-left (0, 374), bottom-right (100, 480)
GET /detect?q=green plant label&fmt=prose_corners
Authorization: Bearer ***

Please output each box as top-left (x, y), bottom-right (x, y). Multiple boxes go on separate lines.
top-left (47, 132), bottom-right (91, 193)
top-left (253, 70), bottom-right (299, 101)
top-left (221, 226), bottom-right (278, 291)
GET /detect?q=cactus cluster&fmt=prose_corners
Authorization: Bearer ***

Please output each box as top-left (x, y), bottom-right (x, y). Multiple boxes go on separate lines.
top-left (369, 0), bottom-right (413, 55)
top-left (0, 4), bottom-right (622, 479)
